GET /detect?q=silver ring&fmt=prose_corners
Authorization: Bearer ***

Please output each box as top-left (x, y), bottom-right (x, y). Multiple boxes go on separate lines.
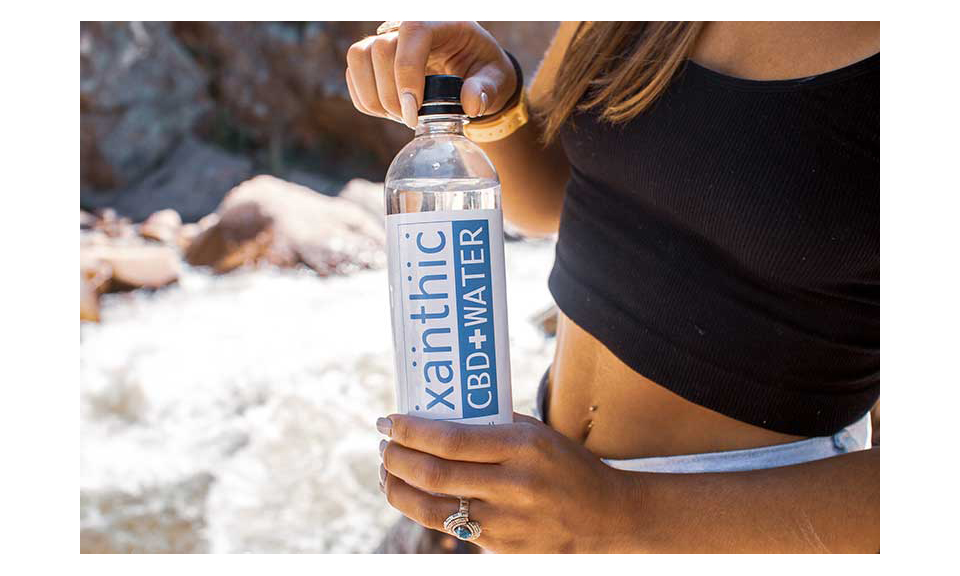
top-left (442, 497), bottom-right (482, 541)
top-left (376, 21), bottom-right (402, 35)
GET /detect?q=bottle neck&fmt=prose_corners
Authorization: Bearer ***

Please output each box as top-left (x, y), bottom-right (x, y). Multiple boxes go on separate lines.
top-left (415, 114), bottom-right (467, 137)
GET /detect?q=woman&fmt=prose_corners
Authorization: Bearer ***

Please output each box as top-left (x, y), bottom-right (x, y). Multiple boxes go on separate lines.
top-left (346, 21), bottom-right (879, 553)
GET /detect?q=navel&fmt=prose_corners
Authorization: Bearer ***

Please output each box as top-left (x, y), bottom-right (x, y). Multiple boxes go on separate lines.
top-left (581, 405), bottom-right (599, 441)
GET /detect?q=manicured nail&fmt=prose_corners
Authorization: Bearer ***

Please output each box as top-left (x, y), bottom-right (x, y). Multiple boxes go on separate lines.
top-left (478, 90), bottom-right (488, 117)
top-left (376, 417), bottom-right (393, 436)
top-left (379, 463), bottom-right (387, 485)
top-left (379, 439), bottom-right (387, 457)
top-left (400, 92), bottom-right (418, 129)
top-left (379, 480), bottom-right (385, 494)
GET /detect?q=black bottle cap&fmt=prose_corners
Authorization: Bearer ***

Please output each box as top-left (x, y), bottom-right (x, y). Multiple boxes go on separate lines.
top-left (419, 74), bottom-right (465, 116)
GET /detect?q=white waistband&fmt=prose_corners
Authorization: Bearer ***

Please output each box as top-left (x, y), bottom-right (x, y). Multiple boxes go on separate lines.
top-left (601, 412), bottom-right (872, 473)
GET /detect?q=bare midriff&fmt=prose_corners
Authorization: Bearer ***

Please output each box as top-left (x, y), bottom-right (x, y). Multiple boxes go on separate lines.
top-left (546, 312), bottom-right (806, 460)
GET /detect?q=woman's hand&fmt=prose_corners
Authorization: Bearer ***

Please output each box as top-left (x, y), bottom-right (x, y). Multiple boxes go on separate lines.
top-left (376, 412), bottom-right (644, 553)
top-left (346, 21), bottom-right (518, 128)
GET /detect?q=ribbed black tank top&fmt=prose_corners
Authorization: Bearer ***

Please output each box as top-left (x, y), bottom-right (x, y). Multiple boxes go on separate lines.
top-left (549, 54), bottom-right (879, 437)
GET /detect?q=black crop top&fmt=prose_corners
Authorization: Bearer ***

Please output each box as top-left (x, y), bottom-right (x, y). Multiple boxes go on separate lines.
top-left (548, 54), bottom-right (879, 437)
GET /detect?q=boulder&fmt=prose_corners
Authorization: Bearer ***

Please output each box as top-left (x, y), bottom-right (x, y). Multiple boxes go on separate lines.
top-left (80, 22), bottom-right (558, 222)
top-left (91, 208), bottom-right (135, 240)
top-left (286, 170), bottom-right (341, 196)
top-left (172, 21), bottom-right (413, 177)
top-left (170, 21), bottom-right (557, 176)
top-left (337, 178), bottom-right (384, 224)
top-left (139, 209), bottom-right (183, 245)
top-left (81, 210), bottom-right (97, 230)
top-left (80, 225), bottom-right (181, 322)
top-left (177, 213), bottom-right (220, 252)
top-left (184, 175), bottom-right (385, 275)
top-left (83, 137), bottom-right (253, 223)
top-left (81, 22), bottom-right (211, 192)
top-left (82, 243), bottom-right (181, 291)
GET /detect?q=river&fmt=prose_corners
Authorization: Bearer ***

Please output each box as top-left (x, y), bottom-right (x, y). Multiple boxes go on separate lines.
top-left (80, 239), bottom-right (557, 553)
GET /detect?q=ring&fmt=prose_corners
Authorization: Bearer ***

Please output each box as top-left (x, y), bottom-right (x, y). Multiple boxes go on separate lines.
top-left (376, 21), bottom-right (402, 35)
top-left (442, 497), bottom-right (482, 541)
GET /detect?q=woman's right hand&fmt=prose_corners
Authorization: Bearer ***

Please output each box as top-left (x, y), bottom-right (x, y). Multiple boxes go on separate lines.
top-left (345, 21), bottom-right (518, 129)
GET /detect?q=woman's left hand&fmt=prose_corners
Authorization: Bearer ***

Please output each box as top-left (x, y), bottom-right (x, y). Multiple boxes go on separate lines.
top-left (376, 412), bottom-right (643, 553)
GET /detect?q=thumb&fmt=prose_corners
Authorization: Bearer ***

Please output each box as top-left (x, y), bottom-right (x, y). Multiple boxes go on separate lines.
top-left (462, 59), bottom-right (517, 118)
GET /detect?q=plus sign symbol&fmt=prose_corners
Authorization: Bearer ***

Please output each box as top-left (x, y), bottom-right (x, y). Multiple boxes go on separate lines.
top-left (467, 328), bottom-right (487, 350)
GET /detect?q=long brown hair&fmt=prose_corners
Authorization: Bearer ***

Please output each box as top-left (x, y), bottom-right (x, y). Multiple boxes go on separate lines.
top-left (540, 21), bottom-right (705, 143)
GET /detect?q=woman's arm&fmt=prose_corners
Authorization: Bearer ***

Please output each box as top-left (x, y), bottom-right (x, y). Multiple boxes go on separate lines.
top-left (631, 447), bottom-right (880, 552)
top-left (476, 21), bottom-right (580, 238)
top-left (376, 413), bottom-right (880, 553)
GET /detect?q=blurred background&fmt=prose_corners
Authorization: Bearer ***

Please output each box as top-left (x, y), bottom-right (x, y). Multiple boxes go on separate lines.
top-left (80, 21), bottom-right (560, 553)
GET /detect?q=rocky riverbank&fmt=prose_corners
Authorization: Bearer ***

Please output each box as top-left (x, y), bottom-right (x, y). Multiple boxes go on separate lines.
top-left (80, 228), bottom-right (557, 553)
top-left (81, 175), bottom-right (387, 322)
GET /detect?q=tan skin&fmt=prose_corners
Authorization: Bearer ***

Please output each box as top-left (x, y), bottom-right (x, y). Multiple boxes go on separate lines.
top-left (349, 21), bottom-right (880, 552)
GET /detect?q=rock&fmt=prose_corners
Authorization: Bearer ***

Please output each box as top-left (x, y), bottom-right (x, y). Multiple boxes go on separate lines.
top-left (90, 208), bottom-right (136, 240)
top-left (286, 169), bottom-right (340, 196)
top-left (375, 516), bottom-right (480, 554)
top-left (170, 22), bottom-right (557, 176)
top-left (186, 202), bottom-right (287, 272)
top-left (81, 22), bottom-right (211, 192)
top-left (102, 245), bottom-right (181, 290)
top-left (81, 210), bottom-right (97, 230)
top-left (337, 178), bottom-right (384, 224)
top-left (80, 473), bottom-right (213, 553)
top-left (81, 227), bottom-right (181, 322)
top-left (177, 213), bottom-right (219, 251)
top-left (184, 175), bottom-right (385, 275)
top-left (139, 209), bottom-right (183, 245)
top-left (80, 22), bottom-right (558, 220)
top-left (83, 137), bottom-right (253, 223)
top-left (530, 303), bottom-right (559, 337)
top-left (80, 259), bottom-right (112, 323)
top-left (172, 21), bottom-right (413, 177)
top-left (81, 241), bottom-right (180, 291)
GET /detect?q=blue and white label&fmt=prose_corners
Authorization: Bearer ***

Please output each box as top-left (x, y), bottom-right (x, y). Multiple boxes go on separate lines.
top-left (386, 209), bottom-right (513, 425)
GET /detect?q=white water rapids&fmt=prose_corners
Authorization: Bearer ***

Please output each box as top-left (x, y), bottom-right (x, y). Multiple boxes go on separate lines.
top-left (80, 239), bottom-right (557, 553)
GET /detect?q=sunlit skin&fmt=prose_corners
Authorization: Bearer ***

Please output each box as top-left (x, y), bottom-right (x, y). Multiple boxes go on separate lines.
top-left (349, 21), bottom-right (880, 553)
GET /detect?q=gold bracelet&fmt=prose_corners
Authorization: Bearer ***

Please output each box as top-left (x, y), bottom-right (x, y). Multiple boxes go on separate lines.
top-left (464, 91), bottom-right (530, 143)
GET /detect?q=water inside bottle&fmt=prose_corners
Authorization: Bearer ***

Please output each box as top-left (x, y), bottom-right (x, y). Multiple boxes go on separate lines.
top-left (385, 177), bottom-right (501, 215)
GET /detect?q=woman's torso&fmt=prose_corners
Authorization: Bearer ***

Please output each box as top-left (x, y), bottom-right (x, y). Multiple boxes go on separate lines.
top-left (546, 22), bottom-right (880, 458)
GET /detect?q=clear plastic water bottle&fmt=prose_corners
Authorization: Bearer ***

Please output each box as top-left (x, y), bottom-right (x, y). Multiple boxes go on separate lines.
top-left (384, 75), bottom-right (513, 425)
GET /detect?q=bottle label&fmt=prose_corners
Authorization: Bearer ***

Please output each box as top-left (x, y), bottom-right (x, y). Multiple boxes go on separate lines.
top-left (386, 209), bottom-right (513, 425)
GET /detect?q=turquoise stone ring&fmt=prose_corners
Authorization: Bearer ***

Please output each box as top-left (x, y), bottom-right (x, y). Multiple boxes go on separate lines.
top-left (443, 497), bottom-right (482, 541)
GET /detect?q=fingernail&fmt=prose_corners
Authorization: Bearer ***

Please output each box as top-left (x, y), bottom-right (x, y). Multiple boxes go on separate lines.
top-left (400, 92), bottom-right (418, 129)
top-left (379, 480), bottom-right (385, 494)
top-left (478, 90), bottom-right (488, 117)
top-left (376, 417), bottom-right (393, 436)
top-left (379, 463), bottom-right (387, 485)
top-left (379, 439), bottom-right (387, 457)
